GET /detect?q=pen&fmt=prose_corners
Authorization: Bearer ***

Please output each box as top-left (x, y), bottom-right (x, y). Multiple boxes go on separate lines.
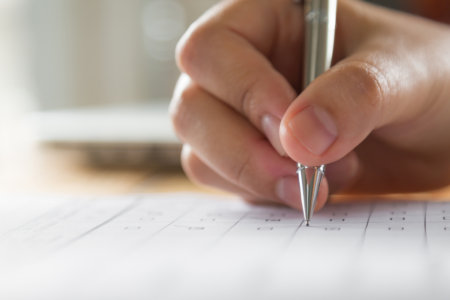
top-left (297, 0), bottom-right (337, 226)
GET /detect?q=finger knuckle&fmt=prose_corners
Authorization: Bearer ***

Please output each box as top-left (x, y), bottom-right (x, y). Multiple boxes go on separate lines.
top-left (237, 77), bottom-right (260, 119)
top-left (181, 149), bottom-right (210, 186)
top-left (341, 61), bottom-right (389, 112)
top-left (233, 152), bottom-right (253, 186)
top-left (169, 83), bottom-right (202, 140)
top-left (176, 24), bottom-right (210, 74)
top-left (221, 63), bottom-right (262, 119)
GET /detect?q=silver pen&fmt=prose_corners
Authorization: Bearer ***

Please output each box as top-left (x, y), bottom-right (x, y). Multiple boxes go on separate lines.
top-left (297, 0), bottom-right (337, 226)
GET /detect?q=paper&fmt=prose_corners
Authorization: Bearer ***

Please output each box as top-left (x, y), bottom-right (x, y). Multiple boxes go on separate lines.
top-left (1, 194), bottom-right (450, 300)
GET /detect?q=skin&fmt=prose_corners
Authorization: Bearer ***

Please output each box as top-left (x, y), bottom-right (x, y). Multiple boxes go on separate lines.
top-left (170, 0), bottom-right (450, 211)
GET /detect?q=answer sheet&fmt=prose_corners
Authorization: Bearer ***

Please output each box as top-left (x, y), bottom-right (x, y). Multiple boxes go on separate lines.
top-left (1, 193), bottom-right (450, 300)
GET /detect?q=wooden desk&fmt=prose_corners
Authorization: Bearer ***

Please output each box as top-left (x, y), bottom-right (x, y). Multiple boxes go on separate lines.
top-left (1, 143), bottom-right (450, 203)
top-left (0, 144), bottom-right (218, 195)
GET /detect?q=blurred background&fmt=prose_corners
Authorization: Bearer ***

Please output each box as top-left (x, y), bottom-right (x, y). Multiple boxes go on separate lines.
top-left (0, 0), bottom-right (221, 170)
top-left (0, 0), bottom-right (448, 192)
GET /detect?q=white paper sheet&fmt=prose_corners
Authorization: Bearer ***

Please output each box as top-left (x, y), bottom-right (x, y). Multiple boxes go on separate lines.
top-left (1, 193), bottom-right (450, 300)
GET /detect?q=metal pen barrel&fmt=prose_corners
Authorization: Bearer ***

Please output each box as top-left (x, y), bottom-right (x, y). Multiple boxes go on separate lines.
top-left (298, 0), bottom-right (337, 226)
top-left (303, 0), bottom-right (337, 88)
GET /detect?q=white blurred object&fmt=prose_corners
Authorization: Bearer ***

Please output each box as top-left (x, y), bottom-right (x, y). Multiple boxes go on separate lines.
top-left (27, 102), bottom-right (182, 166)
top-left (29, 102), bottom-right (178, 144)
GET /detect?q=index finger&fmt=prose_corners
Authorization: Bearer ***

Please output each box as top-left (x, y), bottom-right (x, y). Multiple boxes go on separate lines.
top-left (176, 0), bottom-right (303, 154)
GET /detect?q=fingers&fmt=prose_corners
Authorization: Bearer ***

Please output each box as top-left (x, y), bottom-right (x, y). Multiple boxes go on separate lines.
top-left (183, 144), bottom-right (282, 205)
top-left (170, 75), bottom-right (329, 211)
top-left (170, 75), bottom-right (297, 205)
top-left (183, 143), bottom-right (330, 210)
top-left (183, 142), bottom-right (330, 211)
top-left (181, 144), bottom-right (254, 197)
top-left (176, 0), bottom-right (303, 156)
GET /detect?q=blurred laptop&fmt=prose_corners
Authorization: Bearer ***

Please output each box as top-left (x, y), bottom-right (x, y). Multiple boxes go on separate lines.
top-left (29, 102), bottom-right (181, 167)
top-left (27, 0), bottom-right (219, 166)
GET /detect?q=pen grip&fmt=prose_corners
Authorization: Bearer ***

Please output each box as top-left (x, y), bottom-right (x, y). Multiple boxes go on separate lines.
top-left (303, 0), bottom-right (337, 89)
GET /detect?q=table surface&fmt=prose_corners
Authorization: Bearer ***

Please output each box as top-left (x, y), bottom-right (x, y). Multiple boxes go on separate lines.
top-left (0, 144), bottom-right (216, 195)
top-left (1, 144), bottom-right (450, 203)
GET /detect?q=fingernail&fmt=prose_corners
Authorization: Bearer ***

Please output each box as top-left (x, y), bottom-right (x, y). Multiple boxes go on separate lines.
top-left (262, 115), bottom-right (286, 156)
top-left (275, 176), bottom-right (301, 209)
top-left (289, 106), bottom-right (338, 156)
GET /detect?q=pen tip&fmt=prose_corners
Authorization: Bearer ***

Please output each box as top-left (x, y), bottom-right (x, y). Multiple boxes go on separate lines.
top-left (306, 220), bottom-right (310, 227)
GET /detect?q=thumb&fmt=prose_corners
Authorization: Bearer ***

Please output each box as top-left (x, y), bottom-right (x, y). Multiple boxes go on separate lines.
top-left (278, 0), bottom-right (450, 198)
top-left (279, 0), bottom-right (447, 167)
top-left (280, 59), bottom-right (388, 166)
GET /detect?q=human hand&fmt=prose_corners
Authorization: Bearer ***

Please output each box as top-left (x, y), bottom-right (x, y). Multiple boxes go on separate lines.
top-left (170, 0), bottom-right (450, 211)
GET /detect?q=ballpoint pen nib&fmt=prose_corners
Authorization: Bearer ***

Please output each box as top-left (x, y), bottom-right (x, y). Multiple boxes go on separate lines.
top-left (297, 164), bottom-right (325, 226)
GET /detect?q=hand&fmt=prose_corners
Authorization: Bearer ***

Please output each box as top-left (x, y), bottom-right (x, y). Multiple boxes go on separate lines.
top-left (170, 0), bottom-right (450, 211)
